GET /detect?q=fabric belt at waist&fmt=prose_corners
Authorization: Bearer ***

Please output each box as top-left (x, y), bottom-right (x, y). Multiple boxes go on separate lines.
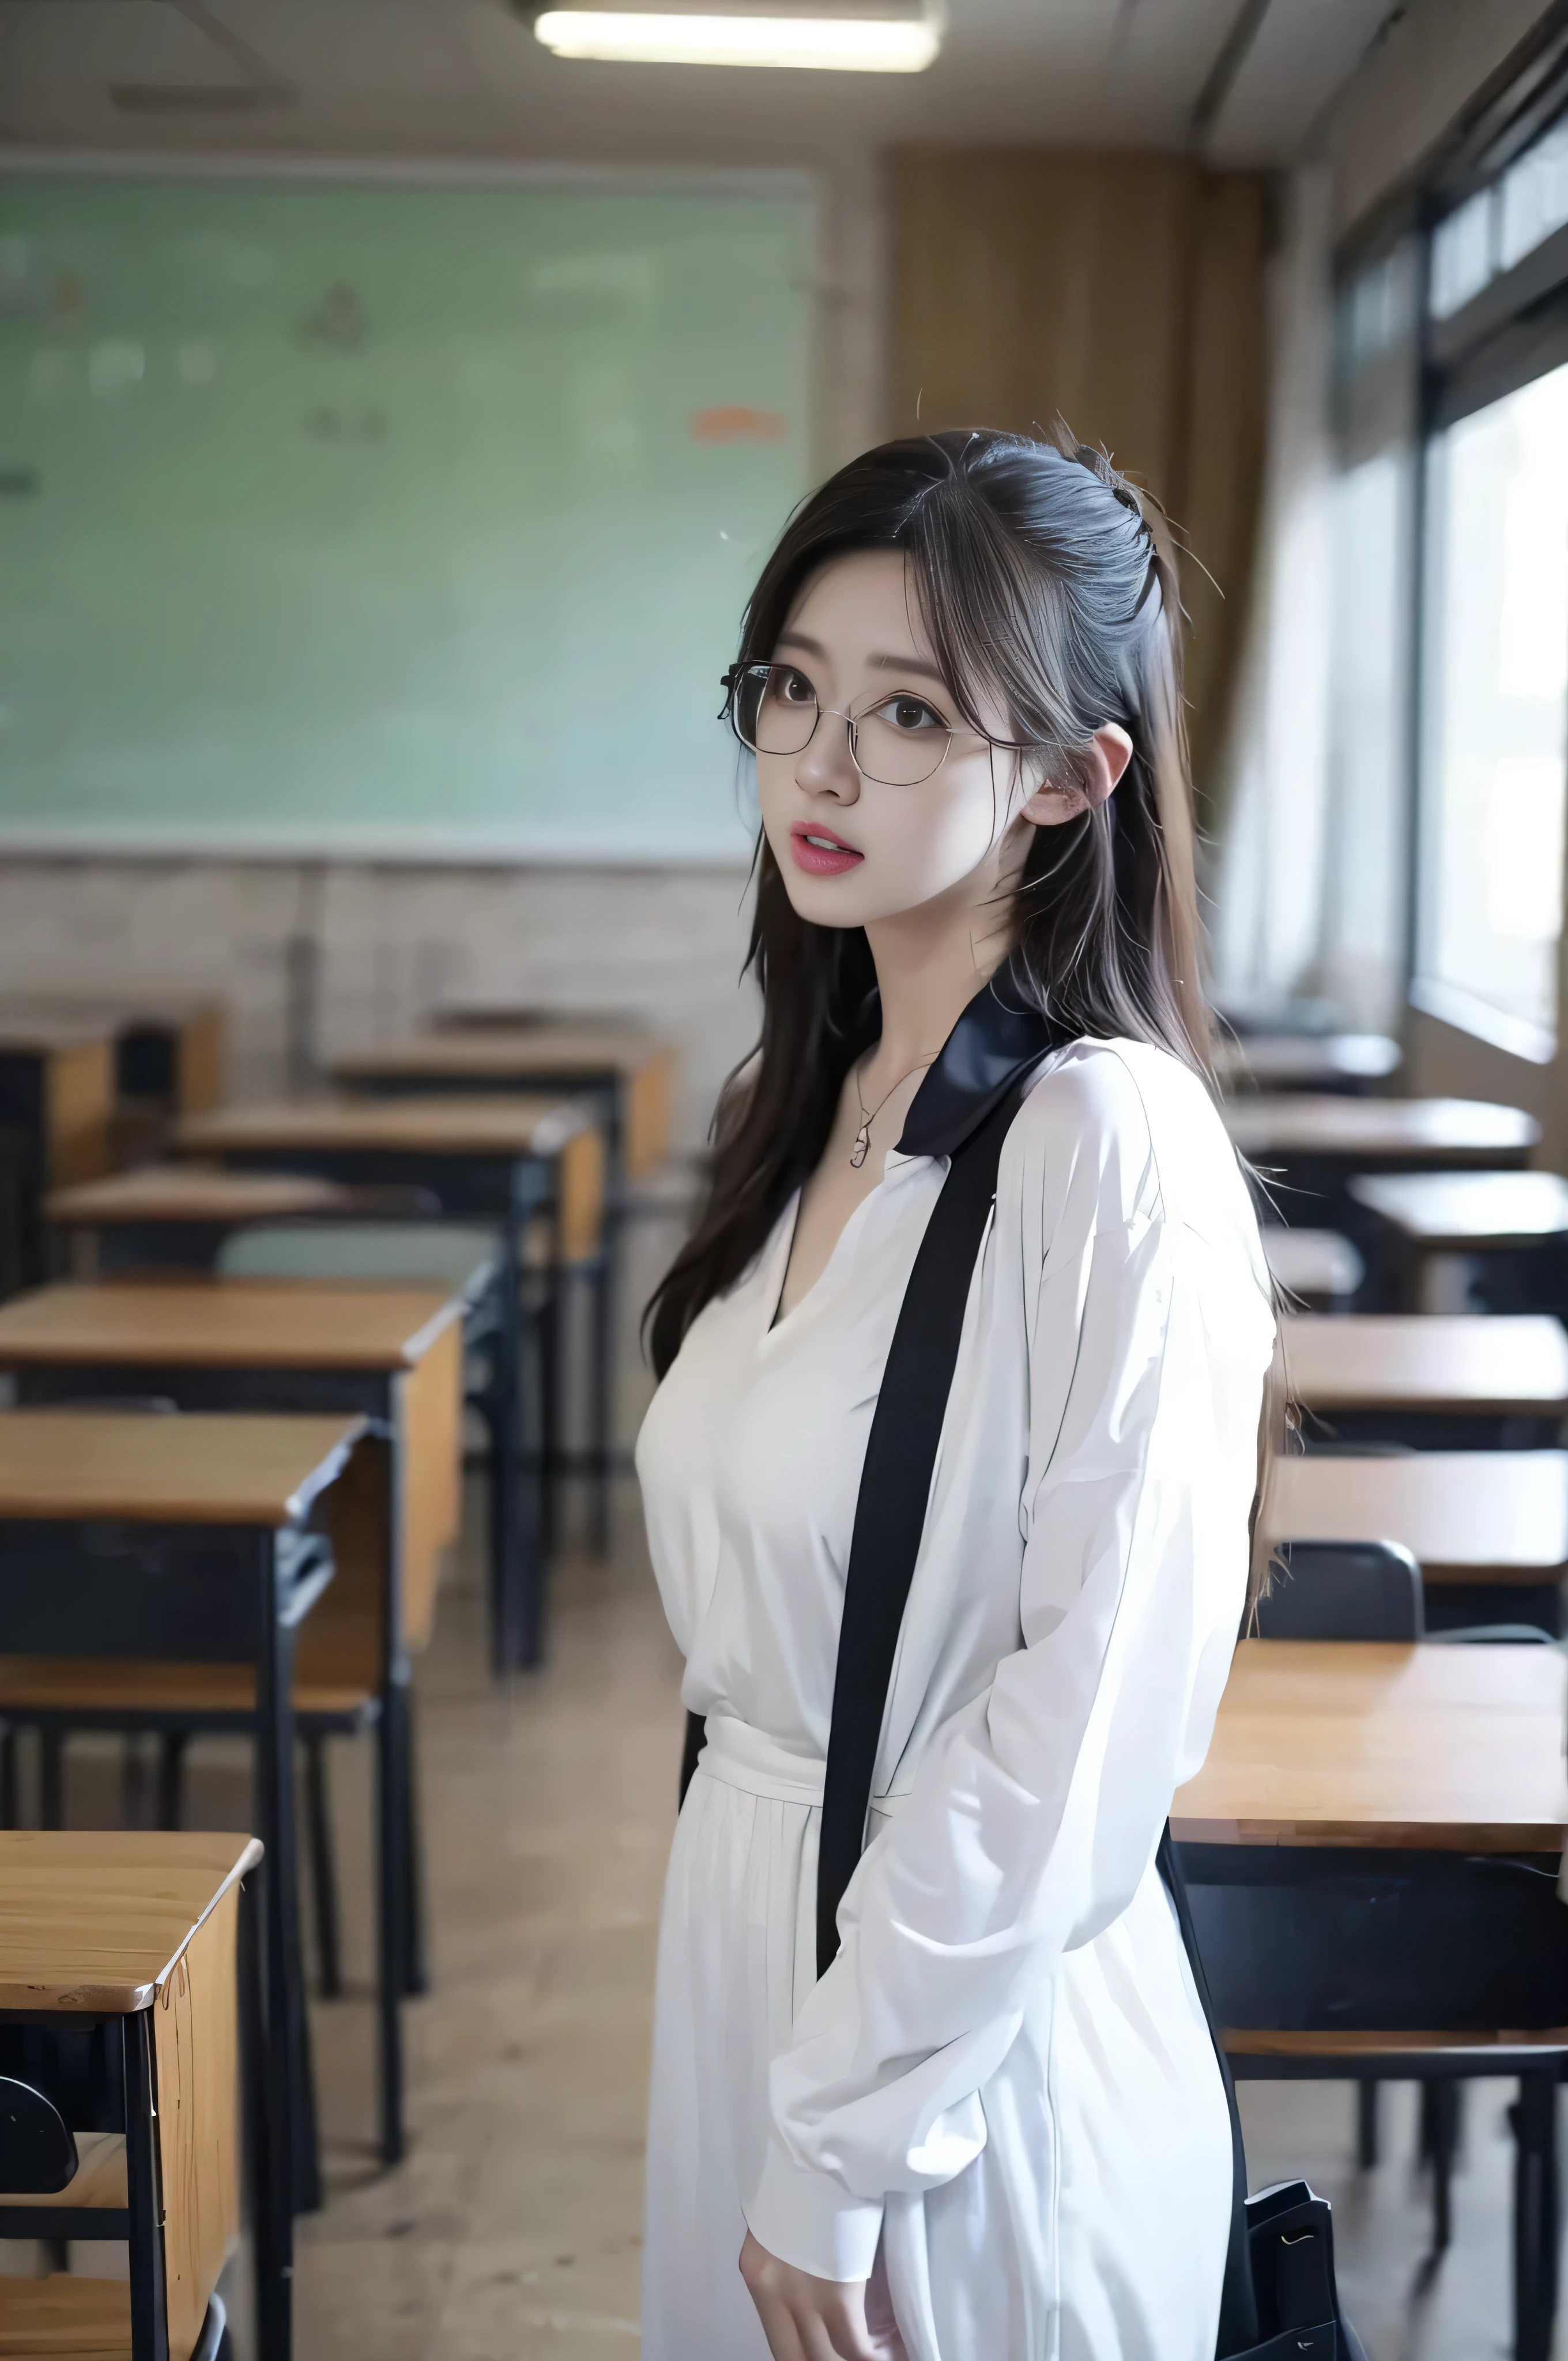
top-left (697, 1713), bottom-right (906, 1820)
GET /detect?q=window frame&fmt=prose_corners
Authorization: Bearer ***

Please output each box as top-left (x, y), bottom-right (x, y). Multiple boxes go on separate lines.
top-left (1333, 11), bottom-right (1568, 1062)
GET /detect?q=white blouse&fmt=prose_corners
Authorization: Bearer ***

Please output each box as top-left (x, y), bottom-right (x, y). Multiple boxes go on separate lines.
top-left (636, 1035), bottom-right (1276, 2360)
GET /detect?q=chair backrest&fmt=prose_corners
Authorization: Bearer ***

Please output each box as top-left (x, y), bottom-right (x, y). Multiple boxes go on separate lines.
top-left (217, 1219), bottom-right (499, 1302)
top-left (0, 2076), bottom-right (77, 2194)
top-left (1257, 1538), bottom-right (1424, 1641)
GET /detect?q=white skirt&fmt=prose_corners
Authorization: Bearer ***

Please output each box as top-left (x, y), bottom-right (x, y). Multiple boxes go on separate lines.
top-left (642, 1719), bottom-right (1234, 2361)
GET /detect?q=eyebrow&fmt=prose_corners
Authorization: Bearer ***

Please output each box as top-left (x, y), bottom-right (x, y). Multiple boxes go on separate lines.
top-left (775, 629), bottom-right (950, 688)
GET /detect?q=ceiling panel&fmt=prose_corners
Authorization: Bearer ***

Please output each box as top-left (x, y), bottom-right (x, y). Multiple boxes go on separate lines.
top-left (0, 0), bottom-right (1388, 161)
top-left (1203, 0), bottom-right (1395, 164)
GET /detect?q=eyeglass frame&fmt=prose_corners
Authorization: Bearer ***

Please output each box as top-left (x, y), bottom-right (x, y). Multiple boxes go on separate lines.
top-left (718, 658), bottom-right (1005, 789)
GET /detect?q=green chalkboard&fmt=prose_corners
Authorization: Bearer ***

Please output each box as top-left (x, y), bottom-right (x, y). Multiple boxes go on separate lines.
top-left (0, 170), bottom-right (813, 859)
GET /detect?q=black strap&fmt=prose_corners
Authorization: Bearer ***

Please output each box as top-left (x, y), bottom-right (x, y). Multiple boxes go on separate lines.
top-left (812, 1077), bottom-right (1257, 2351)
top-left (816, 1080), bottom-right (1026, 1977)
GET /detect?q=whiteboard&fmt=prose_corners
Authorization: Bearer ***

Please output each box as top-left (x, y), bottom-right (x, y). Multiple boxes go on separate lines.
top-left (0, 168), bottom-right (814, 861)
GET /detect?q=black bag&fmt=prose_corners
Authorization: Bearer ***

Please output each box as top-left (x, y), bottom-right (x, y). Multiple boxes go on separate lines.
top-left (680, 1077), bottom-right (1363, 2356)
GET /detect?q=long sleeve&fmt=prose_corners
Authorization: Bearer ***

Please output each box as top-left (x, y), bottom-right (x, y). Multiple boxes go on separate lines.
top-left (744, 1058), bottom-right (1275, 2281)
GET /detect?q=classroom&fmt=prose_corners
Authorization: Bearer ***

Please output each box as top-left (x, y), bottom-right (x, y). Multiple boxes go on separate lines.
top-left (2, 2), bottom-right (1568, 2356)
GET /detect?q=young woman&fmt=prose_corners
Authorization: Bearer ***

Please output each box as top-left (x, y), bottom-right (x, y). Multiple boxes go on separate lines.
top-left (636, 429), bottom-right (1276, 2361)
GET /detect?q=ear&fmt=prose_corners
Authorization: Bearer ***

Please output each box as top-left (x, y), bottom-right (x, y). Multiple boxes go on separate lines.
top-left (1017, 724), bottom-right (1134, 828)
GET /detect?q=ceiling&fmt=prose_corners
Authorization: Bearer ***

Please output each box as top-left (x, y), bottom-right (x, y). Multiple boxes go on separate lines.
top-left (0, 0), bottom-right (1397, 168)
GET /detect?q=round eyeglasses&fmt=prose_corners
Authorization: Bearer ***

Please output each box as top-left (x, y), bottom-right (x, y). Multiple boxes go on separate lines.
top-left (721, 660), bottom-right (960, 788)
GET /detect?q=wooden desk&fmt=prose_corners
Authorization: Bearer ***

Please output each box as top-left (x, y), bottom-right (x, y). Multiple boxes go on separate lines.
top-left (46, 1164), bottom-right (349, 1277)
top-left (1216, 1032), bottom-right (1402, 1095)
top-left (0, 1830), bottom-right (262, 2361)
top-left (1265, 1449), bottom-right (1568, 1586)
top-left (174, 1099), bottom-right (598, 1666)
top-left (1226, 1093), bottom-right (1539, 1168)
top-left (1282, 1312), bottom-right (1568, 1445)
top-left (0, 1284), bottom-right (465, 2168)
top-left (1347, 1170), bottom-right (1568, 1315)
top-left (0, 991), bottom-right (225, 1119)
top-left (1349, 1168), bottom-right (1568, 1250)
top-left (1174, 1640), bottom-right (1568, 2356)
top-left (335, 1024), bottom-right (676, 1179)
top-left (1174, 1639), bottom-right (1568, 1851)
top-left (0, 1413), bottom-right (362, 2354)
top-left (1226, 1097), bottom-right (1540, 1282)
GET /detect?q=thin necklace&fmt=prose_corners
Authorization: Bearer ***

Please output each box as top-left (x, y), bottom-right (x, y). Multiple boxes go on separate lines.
top-left (850, 1052), bottom-right (936, 1170)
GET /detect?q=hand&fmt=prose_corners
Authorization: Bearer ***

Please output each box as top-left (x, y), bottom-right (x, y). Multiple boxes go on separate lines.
top-left (740, 2230), bottom-right (908, 2361)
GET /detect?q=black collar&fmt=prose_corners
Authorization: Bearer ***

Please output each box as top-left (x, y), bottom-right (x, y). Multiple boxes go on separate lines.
top-left (896, 969), bottom-right (1064, 1159)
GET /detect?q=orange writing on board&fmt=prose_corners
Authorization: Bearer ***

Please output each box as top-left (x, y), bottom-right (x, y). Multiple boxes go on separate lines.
top-left (688, 406), bottom-right (789, 444)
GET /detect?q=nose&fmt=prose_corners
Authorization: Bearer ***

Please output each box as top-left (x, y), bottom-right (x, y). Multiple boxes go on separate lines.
top-left (793, 706), bottom-right (860, 802)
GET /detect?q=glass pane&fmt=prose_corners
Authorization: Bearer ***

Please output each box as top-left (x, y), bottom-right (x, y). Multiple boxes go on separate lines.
top-left (1420, 362), bottom-right (1568, 1049)
top-left (1429, 188), bottom-right (1495, 319)
top-left (1499, 112), bottom-right (1568, 272)
top-left (1324, 454), bottom-right (1412, 1025)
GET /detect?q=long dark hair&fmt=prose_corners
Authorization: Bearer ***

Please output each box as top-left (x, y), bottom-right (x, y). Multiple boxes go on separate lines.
top-left (647, 426), bottom-right (1213, 1383)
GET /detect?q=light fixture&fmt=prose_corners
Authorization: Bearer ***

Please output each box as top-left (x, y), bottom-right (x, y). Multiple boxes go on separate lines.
top-left (530, 0), bottom-right (940, 72)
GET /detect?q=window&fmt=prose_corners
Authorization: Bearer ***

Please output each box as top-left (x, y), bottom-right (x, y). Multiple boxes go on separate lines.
top-left (1417, 361), bottom-right (1568, 1055)
top-left (1428, 109), bottom-right (1568, 324)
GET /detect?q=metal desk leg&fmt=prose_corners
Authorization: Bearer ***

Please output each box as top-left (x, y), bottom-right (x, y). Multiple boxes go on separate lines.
top-left (255, 1533), bottom-right (319, 2216)
top-left (1513, 2069), bottom-right (1559, 2361)
top-left (240, 1860), bottom-right (291, 2361)
top-left (401, 1685), bottom-right (429, 1998)
top-left (376, 1669), bottom-right (408, 2165)
top-left (510, 1159), bottom-right (552, 1671)
top-left (125, 2007), bottom-right (169, 2361)
top-left (489, 1204), bottom-right (525, 1673)
top-left (589, 1234), bottom-right (616, 1558)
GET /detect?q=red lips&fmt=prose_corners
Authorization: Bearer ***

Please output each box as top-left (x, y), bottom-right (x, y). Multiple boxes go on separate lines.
top-left (789, 823), bottom-right (864, 877)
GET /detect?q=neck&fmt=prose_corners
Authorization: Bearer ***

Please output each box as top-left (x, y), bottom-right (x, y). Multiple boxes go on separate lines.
top-left (863, 884), bottom-right (1015, 1077)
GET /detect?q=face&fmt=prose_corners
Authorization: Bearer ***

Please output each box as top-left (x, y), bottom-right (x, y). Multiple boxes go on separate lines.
top-left (749, 549), bottom-right (1040, 933)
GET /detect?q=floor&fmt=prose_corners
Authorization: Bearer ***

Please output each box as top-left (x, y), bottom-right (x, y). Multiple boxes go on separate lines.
top-left (25, 1468), bottom-right (1566, 2359)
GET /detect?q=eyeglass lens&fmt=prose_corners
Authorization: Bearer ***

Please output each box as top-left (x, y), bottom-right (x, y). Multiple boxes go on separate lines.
top-left (732, 663), bottom-right (951, 787)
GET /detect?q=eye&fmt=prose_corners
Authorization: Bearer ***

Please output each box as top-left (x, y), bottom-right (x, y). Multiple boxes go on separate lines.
top-left (771, 666), bottom-right (816, 706)
top-left (872, 692), bottom-right (947, 734)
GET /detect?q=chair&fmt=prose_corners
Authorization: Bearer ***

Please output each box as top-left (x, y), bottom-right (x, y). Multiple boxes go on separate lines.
top-left (1245, 1537), bottom-right (1556, 2263)
top-left (1256, 1538), bottom-right (1422, 1640)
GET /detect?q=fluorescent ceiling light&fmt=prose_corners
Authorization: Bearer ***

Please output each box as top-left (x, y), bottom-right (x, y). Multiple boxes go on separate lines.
top-left (533, 9), bottom-right (939, 70)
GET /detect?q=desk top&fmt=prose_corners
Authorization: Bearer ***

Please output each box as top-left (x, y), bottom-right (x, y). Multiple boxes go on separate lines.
top-left (1348, 1168), bottom-right (1568, 1246)
top-left (178, 1092), bottom-right (586, 1159)
top-left (1173, 1640), bottom-right (1568, 1850)
top-left (1216, 1033), bottom-right (1402, 1091)
top-left (46, 1164), bottom-right (350, 1227)
top-left (0, 1281), bottom-right (462, 1371)
top-left (0, 1829), bottom-right (262, 2011)
top-left (334, 1024), bottom-right (673, 1084)
top-left (1264, 1448), bottom-right (1568, 1581)
top-left (0, 1409), bottom-right (363, 1526)
top-left (1224, 1095), bottom-right (1539, 1163)
top-left (1283, 1313), bottom-right (1568, 1415)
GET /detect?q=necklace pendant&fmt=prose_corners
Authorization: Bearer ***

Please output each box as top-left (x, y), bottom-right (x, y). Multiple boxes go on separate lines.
top-left (849, 1123), bottom-right (870, 1170)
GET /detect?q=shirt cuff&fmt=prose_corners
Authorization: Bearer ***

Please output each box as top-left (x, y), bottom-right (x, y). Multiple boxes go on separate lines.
top-left (745, 2132), bottom-right (885, 2284)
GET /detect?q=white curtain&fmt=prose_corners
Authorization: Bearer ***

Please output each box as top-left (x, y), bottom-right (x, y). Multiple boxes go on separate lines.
top-left (1210, 167), bottom-right (1336, 1015)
